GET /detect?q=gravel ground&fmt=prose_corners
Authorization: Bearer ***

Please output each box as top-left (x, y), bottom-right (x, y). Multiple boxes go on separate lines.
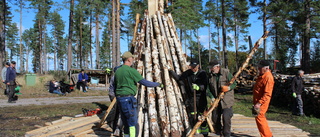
top-left (0, 96), bottom-right (111, 108)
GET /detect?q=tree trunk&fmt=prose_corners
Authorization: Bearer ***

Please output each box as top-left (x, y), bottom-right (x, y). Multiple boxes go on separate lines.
top-left (19, 0), bottom-right (23, 72)
top-left (38, 19), bottom-right (43, 74)
top-left (221, 0), bottom-right (227, 68)
top-left (90, 11), bottom-right (93, 69)
top-left (67, 0), bottom-right (74, 71)
top-left (95, 13), bottom-right (100, 69)
top-left (263, 0), bottom-right (267, 60)
top-left (208, 21), bottom-right (211, 62)
top-left (116, 0), bottom-right (121, 66)
top-left (79, 17), bottom-right (83, 68)
top-left (302, 0), bottom-right (311, 73)
top-left (0, 0), bottom-right (6, 69)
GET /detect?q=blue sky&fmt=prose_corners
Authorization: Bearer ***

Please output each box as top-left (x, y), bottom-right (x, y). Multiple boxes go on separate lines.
top-left (8, 0), bottom-right (269, 71)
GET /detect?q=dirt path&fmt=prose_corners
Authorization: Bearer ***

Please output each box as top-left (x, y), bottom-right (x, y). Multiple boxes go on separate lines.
top-left (0, 96), bottom-right (110, 108)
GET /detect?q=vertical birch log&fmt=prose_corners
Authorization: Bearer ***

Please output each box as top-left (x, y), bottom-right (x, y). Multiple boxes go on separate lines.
top-left (155, 14), bottom-right (184, 134)
top-left (152, 14), bottom-right (181, 137)
top-left (136, 15), bottom-right (147, 135)
top-left (156, 13), bottom-right (188, 133)
top-left (167, 13), bottom-right (188, 71)
top-left (145, 14), bottom-right (160, 137)
top-left (137, 62), bottom-right (146, 137)
top-left (144, 111), bottom-right (150, 137)
top-left (151, 39), bottom-right (169, 137)
top-left (150, 13), bottom-right (170, 137)
top-left (131, 13), bottom-right (140, 51)
top-left (162, 15), bottom-right (181, 75)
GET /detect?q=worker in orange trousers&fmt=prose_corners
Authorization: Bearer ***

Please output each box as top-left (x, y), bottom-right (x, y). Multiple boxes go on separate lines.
top-left (253, 60), bottom-right (274, 137)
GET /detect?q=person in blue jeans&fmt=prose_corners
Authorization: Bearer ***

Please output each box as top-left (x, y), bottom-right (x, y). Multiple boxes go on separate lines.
top-left (78, 69), bottom-right (89, 92)
top-left (114, 51), bottom-right (162, 137)
top-left (49, 79), bottom-right (64, 95)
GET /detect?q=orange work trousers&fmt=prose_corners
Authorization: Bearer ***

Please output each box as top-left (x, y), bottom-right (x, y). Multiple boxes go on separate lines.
top-left (255, 104), bottom-right (272, 137)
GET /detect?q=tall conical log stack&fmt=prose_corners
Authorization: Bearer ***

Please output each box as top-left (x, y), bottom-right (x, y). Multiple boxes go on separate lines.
top-left (132, 10), bottom-right (189, 137)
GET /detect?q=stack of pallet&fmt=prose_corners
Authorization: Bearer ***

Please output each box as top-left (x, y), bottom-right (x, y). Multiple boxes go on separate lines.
top-left (25, 115), bottom-right (112, 137)
top-left (25, 11), bottom-right (191, 137)
top-left (132, 11), bottom-right (190, 137)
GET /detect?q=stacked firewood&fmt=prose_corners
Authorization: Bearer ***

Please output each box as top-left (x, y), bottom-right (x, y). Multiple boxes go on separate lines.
top-left (132, 10), bottom-right (190, 137)
top-left (236, 64), bottom-right (258, 88)
top-left (272, 73), bottom-right (320, 118)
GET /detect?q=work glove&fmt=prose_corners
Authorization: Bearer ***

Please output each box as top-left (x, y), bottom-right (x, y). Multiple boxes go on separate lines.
top-left (252, 103), bottom-right (261, 116)
top-left (192, 84), bottom-right (200, 91)
top-left (158, 83), bottom-right (164, 89)
top-left (221, 86), bottom-right (230, 92)
top-left (292, 92), bottom-right (297, 98)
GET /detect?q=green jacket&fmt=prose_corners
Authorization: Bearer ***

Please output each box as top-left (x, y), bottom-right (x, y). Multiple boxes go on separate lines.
top-left (208, 68), bottom-right (236, 109)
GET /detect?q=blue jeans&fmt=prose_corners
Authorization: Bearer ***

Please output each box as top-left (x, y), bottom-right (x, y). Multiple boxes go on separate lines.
top-left (52, 89), bottom-right (63, 95)
top-left (296, 95), bottom-right (304, 115)
top-left (117, 96), bottom-right (138, 136)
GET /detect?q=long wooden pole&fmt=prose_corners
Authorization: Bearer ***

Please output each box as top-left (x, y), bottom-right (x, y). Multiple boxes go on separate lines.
top-left (98, 98), bottom-right (117, 128)
top-left (188, 31), bottom-right (269, 136)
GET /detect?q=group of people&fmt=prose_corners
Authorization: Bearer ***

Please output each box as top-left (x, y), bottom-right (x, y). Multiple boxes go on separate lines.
top-left (106, 50), bottom-right (308, 137)
top-left (109, 51), bottom-right (275, 137)
top-left (1, 61), bottom-right (18, 103)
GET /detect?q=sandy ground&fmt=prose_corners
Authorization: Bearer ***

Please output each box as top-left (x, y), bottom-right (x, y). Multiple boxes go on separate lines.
top-left (0, 96), bottom-right (110, 108)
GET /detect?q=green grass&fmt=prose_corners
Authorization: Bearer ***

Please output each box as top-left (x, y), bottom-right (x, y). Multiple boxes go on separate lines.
top-left (234, 93), bottom-right (320, 136)
top-left (0, 102), bottom-right (110, 137)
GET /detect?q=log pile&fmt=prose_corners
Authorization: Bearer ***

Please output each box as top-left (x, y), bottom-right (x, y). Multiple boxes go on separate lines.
top-left (132, 10), bottom-right (190, 137)
top-left (26, 11), bottom-right (191, 136)
top-left (272, 73), bottom-right (320, 118)
top-left (236, 64), bottom-right (258, 88)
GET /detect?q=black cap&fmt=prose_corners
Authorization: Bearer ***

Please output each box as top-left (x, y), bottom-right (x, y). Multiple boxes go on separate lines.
top-left (189, 60), bottom-right (199, 67)
top-left (208, 59), bottom-right (220, 68)
top-left (258, 60), bottom-right (269, 67)
top-left (11, 61), bottom-right (16, 64)
top-left (5, 62), bottom-right (10, 66)
top-left (81, 69), bottom-right (84, 71)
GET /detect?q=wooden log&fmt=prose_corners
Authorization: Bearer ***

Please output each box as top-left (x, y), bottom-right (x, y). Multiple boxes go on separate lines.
top-left (98, 98), bottom-right (117, 128)
top-left (167, 13), bottom-right (188, 72)
top-left (155, 13), bottom-right (184, 134)
top-left (137, 67), bottom-right (146, 137)
top-left (131, 13), bottom-right (141, 50)
top-left (145, 14), bottom-right (161, 137)
top-left (152, 14), bottom-right (181, 136)
top-left (144, 112), bottom-right (150, 137)
top-left (151, 37), bottom-right (169, 136)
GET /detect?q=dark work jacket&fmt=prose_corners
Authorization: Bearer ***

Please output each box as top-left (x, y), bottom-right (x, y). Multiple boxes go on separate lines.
top-left (5, 67), bottom-right (16, 84)
top-left (208, 68), bottom-right (235, 109)
top-left (170, 69), bottom-right (208, 98)
top-left (291, 75), bottom-right (304, 95)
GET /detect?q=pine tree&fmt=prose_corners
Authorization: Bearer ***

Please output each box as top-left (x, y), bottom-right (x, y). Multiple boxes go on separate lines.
top-left (48, 11), bottom-right (66, 70)
top-left (28, 0), bottom-right (53, 73)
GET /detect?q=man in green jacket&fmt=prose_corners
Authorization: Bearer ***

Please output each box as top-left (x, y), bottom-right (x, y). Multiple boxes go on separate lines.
top-left (208, 60), bottom-right (237, 137)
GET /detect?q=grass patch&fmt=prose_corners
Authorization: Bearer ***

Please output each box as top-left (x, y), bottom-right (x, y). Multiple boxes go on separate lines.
top-left (0, 102), bottom-right (110, 137)
top-left (234, 93), bottom-right (320, 136)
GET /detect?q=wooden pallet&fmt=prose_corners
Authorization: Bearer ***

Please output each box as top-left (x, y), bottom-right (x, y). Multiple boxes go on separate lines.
top-left (25, 113), bottom-right (113, 137)
top-left (26, 113), bottom-right (311, 137)
top-left (229, 114), bottom-right (310, 137)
